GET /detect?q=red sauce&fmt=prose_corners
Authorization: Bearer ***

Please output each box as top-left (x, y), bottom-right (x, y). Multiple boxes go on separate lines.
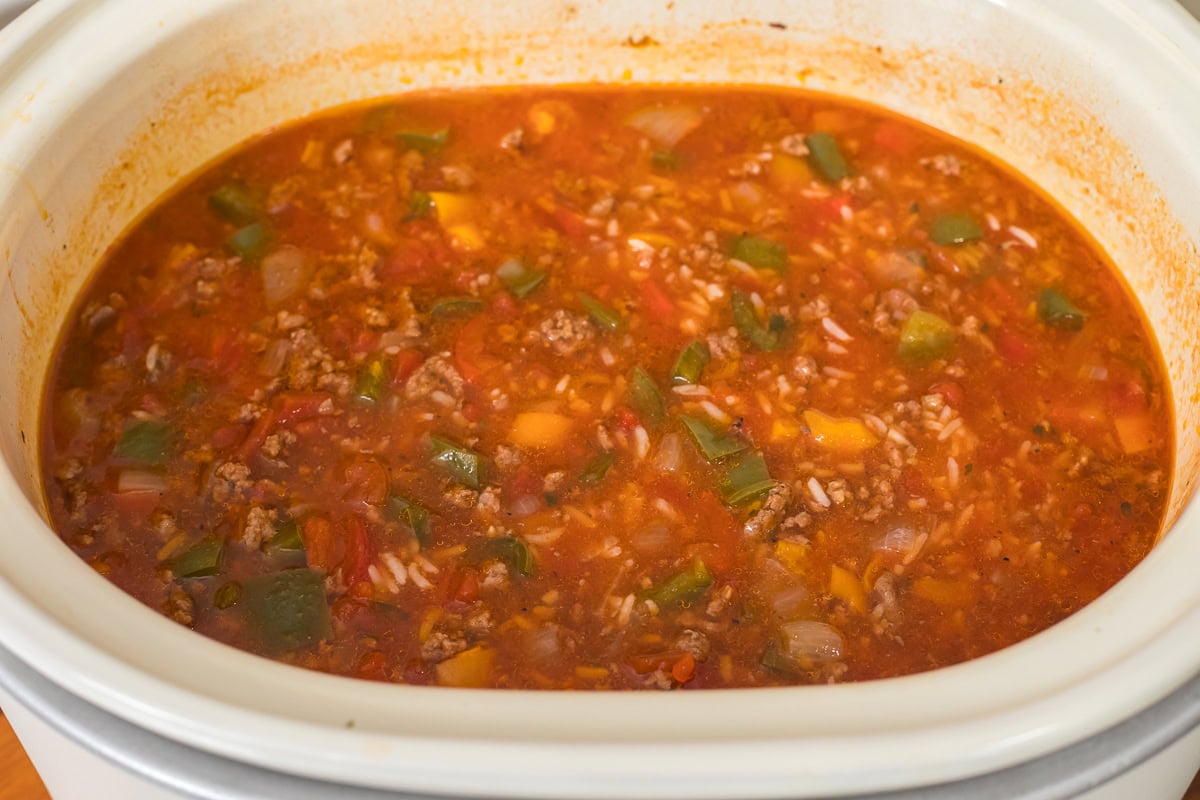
top-left (41, 87), bottom-right (1171, 688)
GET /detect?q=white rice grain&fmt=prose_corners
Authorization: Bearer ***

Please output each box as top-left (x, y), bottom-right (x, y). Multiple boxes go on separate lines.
top-left (1008, 225), bottom-right (1038, 249)
top-left (382, 553), bottom-right (408, 586)
top-left (673, 384), bottom-right (711, 397)
top-left (701, 400), bottom-right (732, 424)
top-left (634, 425), bottom-right (651, 460)
top-left (408, 563), bottom-right (433, 590)
top-left (938, 417), bottom-right (964, 442)
top-left (822, 317), bottom-right (853, 342)
top-left (808, 477), bottom-right (831, 508)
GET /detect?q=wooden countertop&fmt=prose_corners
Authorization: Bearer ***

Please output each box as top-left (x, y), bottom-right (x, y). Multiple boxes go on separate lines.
top-left (3, 705), bottom-right (1200, 799)
top-left (1, 710), bottom-right (49, 800)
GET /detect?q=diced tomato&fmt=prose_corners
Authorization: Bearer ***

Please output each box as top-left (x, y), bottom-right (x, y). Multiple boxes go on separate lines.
top-left (302, 516), bottom-right (336, 573)
top-left (111, 490), bottom-right (160, 519)
top-left (612, 406), bottom-right (639, 432)
top-left (391, 348), bottom-right (424, 386)
top-left (818, 193), bottom-right (854, 225)
top-left (508, 465), bottom-right (544, 497)
top-left (1020, 476), bottom-right (1048, 504)
top-left (343, 456), bottom-right (388, 506)
top-left (356, 651), bottom-right (390, 682)
top-left (211, 423), bottom-right (246, 450)
top-left (381, 230), bottom-right (455, 282)
top-left (445, 568), bottom-right (481, 605)
top-left (639, 279), bottom-right (675, 319)
top-left (340, 516), bottom-right (374, 586)
top-left (671, 652), bottom-right (696, 684)
top-left (901, 468), bottom-right (930, 499)
top-left (831, 263), bottom-right (869, 295)
top-left (461, 400), bottom-right (483, 422)
top-left (238, 408), bottom-right (278, 460)
top-left (927, 381), bottom-right (964, 409)
top-left (491, 292), bottom-right (519, 319)
top-left (454, 315), bottom-right (502, 384)
top-left (352, 330), bottom-right (378, 355)
top-left (873, 121), bottom-right (916, 155)
top-left (546, 205), bottom-right (589, 239)
top-left (273, 393), bottom-right (330, 426)
top-left (980, 277), bottom-right (1020, 317)
top-left (629, 651), bottom-right (683, 674)
top-left (207, 331), bottom-right (247, 377)
top-left (1109, 379), bottom-right (1148, 415)
top-left (686, 491), bottom-right (738, 575)
top-left (994, 328), bottom-right (1033, 367)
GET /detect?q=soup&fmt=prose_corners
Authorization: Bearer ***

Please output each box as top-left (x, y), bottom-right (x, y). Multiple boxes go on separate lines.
top-left (40, 87), bottom-right (1170, 689)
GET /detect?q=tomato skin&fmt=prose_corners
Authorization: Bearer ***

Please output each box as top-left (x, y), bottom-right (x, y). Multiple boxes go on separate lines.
top-left (639, 280), bottom-right (675, 319)
top-left (927, 381), bottom-right (964, 409)
top-left (302, 517), bottom-right (336, 573)
top-left (342, 456), bottom-right (388, 506)
top-left (391, 348), bottom-right (424, 386)
top-left (454, 315), bottom-right (502, 384)
top-left (995, 328), bottom-right (1033, 367)
top-left (341, 516), bottom-right (374, 586)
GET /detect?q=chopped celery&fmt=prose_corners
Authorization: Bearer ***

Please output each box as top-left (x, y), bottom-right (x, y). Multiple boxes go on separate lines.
top-left (680, 415), bottom-right (747, 462)
top-left (386, 495), bottom-right (432, 548)
top-left (643, 559), bottom-right (713, 608)
top-left (242, 569), bottom-right (331, 653)
top-left (113, 420), bottom-right (174, 465)
top-left (496, 258), bottom-right (547, 299)
top-left (805, 132), bottom-right (849, 182)
top-left (579, 292), bottom-right (622, 330)
top-left (629, 366), bottom-right (666, 428)
top-left (429, 435), bottom-right (482, 490)
top-left (398, 127), bottom-right (449, 154)
top-left (227, 222), bottom-right (273, 262)
top-left (430, 296), bottom-right (483, 316)
top-left (730, 234), bottom-right (788, 272)
top-left (719, 451), bottom-right (776, 506)
top-left (731, 290), bottom-right (780, 351)
top-left (354, 356), bottom-right (388, 404)
top-left (930, 213), bottom-right (983, 245)
top-left (1037, 288), bottom-right (1087, 330)
top-left (207, 182), bottom-right (259, 225)
top-left (173, 536), bottom-right (223, 578)
top-left (466, 535), bottom-right (536, 577)
top-left (213, 582), bottom-right (241, 609)
top-left (671, 340), bottom-right (710, 385)
top-left (580, 451), bottom-right (615, 485)
top-left (898, 310), bottom-right (956, 362)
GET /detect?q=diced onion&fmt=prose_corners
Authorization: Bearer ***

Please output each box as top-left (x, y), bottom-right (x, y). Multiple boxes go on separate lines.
top-left (779, 620), bottom-right (844, 664)
top-left (631, 523), bottom-right (673, 554)
top-left (877, 525), bottom-right (918, 554)
top-left (652, 432), bottom-right (682, 473)
top-left (867, 252), bottom-right (924, 287)
top-left (116, 469), bottom-right (167, 495)
top-left (770, 585), bottom-right (809, 618)
top-left (730, 181), bottom-right (764, 210)
top-left (509, 494), bottom-right (541, 518)
top-left (524, 624), bottom-right (561, 662)
top-left (260, 245), bottom-right (313, 308)
top-left (626, 106), bottom-right (705, 148)
top-left (259, 339), bottom-right (291, 377)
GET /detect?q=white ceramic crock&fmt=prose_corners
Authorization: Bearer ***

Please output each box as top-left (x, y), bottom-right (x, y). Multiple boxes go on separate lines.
top-left (0, 1), bottom-right (1199, 798)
